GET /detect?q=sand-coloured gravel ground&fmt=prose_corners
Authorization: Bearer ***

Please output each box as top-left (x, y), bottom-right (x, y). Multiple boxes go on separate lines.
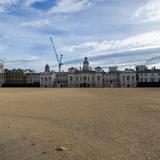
top-left (0, 88), bottom-right (160, 160)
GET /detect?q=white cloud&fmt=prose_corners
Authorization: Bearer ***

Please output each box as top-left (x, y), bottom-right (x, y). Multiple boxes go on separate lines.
top-left (49, 0), bottom-right (92, 14)
top-left (20, 19), bottom-right (50, 28)
top-left (0, 0), bottom-right (47, 11)
top-left (62, 31), bottom-right (160, 55)
top-left (0, 0), bottom-right (17, 5)
top-left (62, 41), bottom-right (112, 52)
top-left (132, 0), bottom-right (160, 22)
top-left (6, 55), bottom-right (40, 63)
top-left (0, 0), bottom-right (18, 12)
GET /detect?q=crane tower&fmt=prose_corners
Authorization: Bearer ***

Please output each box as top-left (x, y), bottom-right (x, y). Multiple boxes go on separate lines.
top-left (50, 37), bottom-right (63, 72)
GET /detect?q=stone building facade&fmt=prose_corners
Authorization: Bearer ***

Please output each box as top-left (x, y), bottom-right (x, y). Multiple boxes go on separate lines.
top-left (103, 67), bottom-right (121, 87)
top-left (136, 65), bottom-right (160, 83)
top-left (54, 72), bottom-right (68, 87)
top-left (26, 73), bottom-right (40, 85)
top-left (0, 62), bottom-right (5, 86)
top-left (138, 71), bottom-right (160, 83)
top-left (68, 57), bottom-right (104, 88)
top-left (4, 69), bottom-right (27, 85)
top-left (120, 69), bottom-right (137, 88)
top-left (1, 57), bottom-right (160, 88)
top-left (40, 64), bottom-right (56, 87)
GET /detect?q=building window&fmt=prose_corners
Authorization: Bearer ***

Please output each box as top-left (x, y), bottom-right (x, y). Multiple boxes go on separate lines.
top-left (97, 76), bottom-right (100, 81)
top-left (83, 76), bottom-right (87, 81)
top-left (151, 78), bottom-right (155, 82)
top-left (127, 76), bottom-right (130, 81)
top-left (70, 76), bottom-right (73, 81)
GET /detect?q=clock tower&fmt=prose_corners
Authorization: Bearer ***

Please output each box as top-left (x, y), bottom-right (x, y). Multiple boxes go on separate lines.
top-left (82, 57), bottom-right (89, 71)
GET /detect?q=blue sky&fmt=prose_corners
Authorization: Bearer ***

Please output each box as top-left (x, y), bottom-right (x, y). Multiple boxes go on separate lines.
top-left (0, 0), bottom-right (160, 71)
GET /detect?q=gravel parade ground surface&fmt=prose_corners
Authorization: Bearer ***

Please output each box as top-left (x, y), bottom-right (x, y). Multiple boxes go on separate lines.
top-left (0, 88), bottom-right (160, 160)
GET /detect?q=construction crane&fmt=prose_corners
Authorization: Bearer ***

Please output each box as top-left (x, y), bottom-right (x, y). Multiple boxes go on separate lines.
top-left (50, 37), bottom-right (63, 72)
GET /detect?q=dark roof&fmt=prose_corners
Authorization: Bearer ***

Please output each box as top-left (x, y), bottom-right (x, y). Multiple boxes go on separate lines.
top-left (74, 70), bottom-right (95, 74)
top-left (68, 67), bottom-right (75, 69)
top-left (95, 66), bottom-right (102, 69)
top-left (137, 69), bottom-right (160, 73)
top-left (26, 73), bottom-right (40, 75)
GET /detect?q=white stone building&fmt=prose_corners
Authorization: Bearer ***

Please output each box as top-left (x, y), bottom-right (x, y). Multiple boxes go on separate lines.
top-left (68, 57), bottom-right (104, 88)
top-left (103, 67), bottom-right (121, 87)
top-left (120, 69), bottom-right (137, 88)
top-left (136, 65), bottom-right (160, 84)
top-left (95, 66), bottom-right (103, 87)
top-left (138, 71), bottom-right (160, 83)
top-left (40, 64), bottom-right (56, 87)
top-left (54, 72), bottom-right (68, 87)
top-left (26, 73), bottom-right (40, 84)
top-left (0, 62), bottom-right (5, 86)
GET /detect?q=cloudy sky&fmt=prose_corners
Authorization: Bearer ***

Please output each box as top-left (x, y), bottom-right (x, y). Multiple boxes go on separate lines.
top-left (0, 0), bottom-right (160, 71)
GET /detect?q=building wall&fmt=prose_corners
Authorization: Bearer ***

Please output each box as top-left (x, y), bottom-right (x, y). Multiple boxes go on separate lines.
top-left (68, 69), bottom-right (102, 88)
top-left (68, 60), bottom-right (104, 88)
top-left (54, 72), bottom-right (68, 87)
top-left (4, 71), bottom-right (26, 85)
top-left (40, 73), bottom-right (56, 87)
top-left (95, 73), bottom-right (103, 87)
top-left (104, 72), bottom-right (120, 88)
top-left (2, 58), bottom-right (160, 88)
top-left (0, 73), bottom-right (5, 86)
top-left (120, 70), bottom-right (137, 88)
top-left (68, 72), bottom-right (96, 88)
top-left (137, 72), bottom-right (160, 83)
top-left (26, 73), bottom-right (40, 84)
top-left (0, 63), bottom-right (5, 86)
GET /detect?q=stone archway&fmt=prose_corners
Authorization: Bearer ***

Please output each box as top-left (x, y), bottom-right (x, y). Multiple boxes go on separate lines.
top-left (80, 83), bottom-right (90, 88)
top-left (83, 83), bottom-right (90, 88)
top-left (83, 83), bottom-right (87, 87)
